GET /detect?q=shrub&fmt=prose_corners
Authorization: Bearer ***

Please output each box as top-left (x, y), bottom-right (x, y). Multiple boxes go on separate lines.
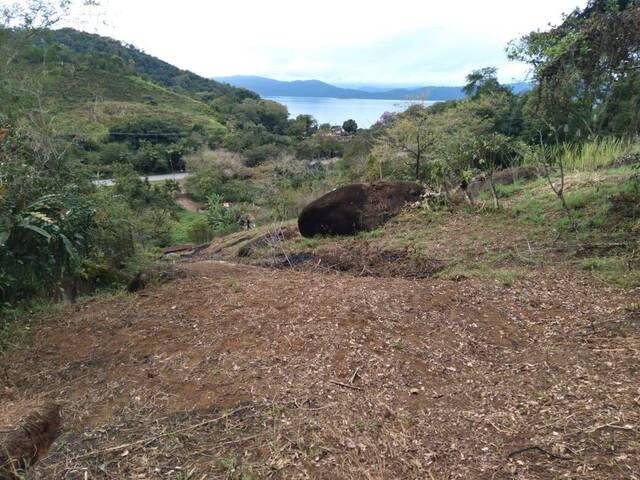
top-left (244, 144), bottom-right (281, 167)
top-left (185, 149), bottom-right (257, 202)
top-left (108, 118), bottom-right (183, 147)
top-left (206, 193), bottom-right (244, 235)
top-left (98, 142), bottom-right (130, 166)
top-left (342, 119), bottom-right (358, 134)
top-left (186, 217), bottom-right (215, 244)
top-left (295, 134), bottom-right (344, 160)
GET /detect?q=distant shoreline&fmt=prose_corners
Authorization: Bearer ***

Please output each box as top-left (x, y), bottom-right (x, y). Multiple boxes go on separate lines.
top-left (215, 75), bottom-right (531, 102)
top-left (265, 97), bottom-right (438, 128)
top-left (266, 95), bottom-right (430, 103)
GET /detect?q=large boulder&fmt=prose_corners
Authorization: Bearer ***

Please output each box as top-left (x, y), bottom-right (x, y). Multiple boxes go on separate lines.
top-left (298, 181), bottom-right (423, 237)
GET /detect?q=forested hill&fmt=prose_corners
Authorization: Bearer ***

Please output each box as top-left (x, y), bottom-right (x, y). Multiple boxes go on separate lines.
top-left (1, 27), bottom-right (301, 176)
top-left (215, 75), bottom-right (531, 100)
top-left (49, 28), bottom-right (253, 98)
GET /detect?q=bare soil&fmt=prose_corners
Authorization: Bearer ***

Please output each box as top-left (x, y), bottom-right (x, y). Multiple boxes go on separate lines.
top-left (175, 194), bottom-right (206, 213)
top-left (1, 250), bottom-right (638, 478)
top-left (265, 240), bottom-right (446, 279)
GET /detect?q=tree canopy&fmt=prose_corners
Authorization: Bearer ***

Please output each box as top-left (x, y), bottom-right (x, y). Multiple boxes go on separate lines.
top-left (508, 0), bottom-right (640, 138)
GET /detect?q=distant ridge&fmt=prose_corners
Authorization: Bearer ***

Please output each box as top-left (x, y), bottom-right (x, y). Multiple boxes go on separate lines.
top-left (214, 75), bottom-right (531, 101)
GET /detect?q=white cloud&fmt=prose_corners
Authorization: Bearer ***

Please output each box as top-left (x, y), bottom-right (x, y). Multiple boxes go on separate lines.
top-left (65, 0), bottom-right (587, 86)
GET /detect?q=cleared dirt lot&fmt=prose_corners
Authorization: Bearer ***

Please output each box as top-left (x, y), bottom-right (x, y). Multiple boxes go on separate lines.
top-left (1, 258), bottom-right (638, 479)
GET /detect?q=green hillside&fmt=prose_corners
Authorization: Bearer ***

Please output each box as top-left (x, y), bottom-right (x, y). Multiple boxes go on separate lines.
top-left (50, 28), bottom-right (244, 97)
top-left (3, 28), bottom-right (245, 138)
top-left (1, 28), bottom-right (304, 176)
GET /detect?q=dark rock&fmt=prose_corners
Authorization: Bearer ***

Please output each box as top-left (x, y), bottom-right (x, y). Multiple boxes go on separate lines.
top-left (298, 181), bottom-right (424, 238)
top-left (613, 152), bottom-right (640, 168)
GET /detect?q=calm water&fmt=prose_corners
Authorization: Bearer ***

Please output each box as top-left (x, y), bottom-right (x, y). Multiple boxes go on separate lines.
top-left (266, 96), bottom-right (437, 129)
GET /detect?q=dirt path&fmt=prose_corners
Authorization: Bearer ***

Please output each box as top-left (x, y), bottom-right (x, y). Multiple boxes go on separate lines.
top-left (175, 194), bottom-right (206, 213)
top-left (1, 260), bottom-right (638, 479)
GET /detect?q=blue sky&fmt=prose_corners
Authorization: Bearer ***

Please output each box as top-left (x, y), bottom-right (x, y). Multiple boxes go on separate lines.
top-left (67, 0), bottom-right (587, 87)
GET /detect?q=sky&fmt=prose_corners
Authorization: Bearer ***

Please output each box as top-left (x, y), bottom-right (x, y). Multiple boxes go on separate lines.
top-left (64, 0), bottom-right (588, 87)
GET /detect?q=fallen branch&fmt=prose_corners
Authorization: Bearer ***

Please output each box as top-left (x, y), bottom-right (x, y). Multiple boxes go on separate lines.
top-left (507, 445), bottom-right (571, 461)
top-left (329, 380), bottom-right (363, 391)
top-left (583, 422), bottom-right (635, 434)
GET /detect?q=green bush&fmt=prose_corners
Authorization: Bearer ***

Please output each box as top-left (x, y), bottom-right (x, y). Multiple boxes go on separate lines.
top-left (244, 144), bottom-right (281, 167)
top-left (295, 134), bottom-right (344, 160)
top-left (186, 217), bottom-right (215, 244)
top-left (99, 142), bottom-right (130, 166)
top-left (185, 158), bottom-right (256, 203)
top-left (206, 193), bottom-right (244, 235)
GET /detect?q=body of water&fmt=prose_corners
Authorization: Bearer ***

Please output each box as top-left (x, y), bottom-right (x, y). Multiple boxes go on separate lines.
top-left (266, 96), bottom-right (437, 129)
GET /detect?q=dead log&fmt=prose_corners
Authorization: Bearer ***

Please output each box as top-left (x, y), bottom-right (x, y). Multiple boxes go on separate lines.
top-left (0, 404), bottom-right (62, 479)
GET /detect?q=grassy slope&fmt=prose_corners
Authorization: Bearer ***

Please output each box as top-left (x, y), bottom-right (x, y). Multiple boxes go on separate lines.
top-left (34, 64), bottom-right (225, 138)
top-left (170, 210), bottom-right (207, 245)
top-left (4, 27), bottom-right (243, 139)
top-left (210, 165), bottom-right (639, 290)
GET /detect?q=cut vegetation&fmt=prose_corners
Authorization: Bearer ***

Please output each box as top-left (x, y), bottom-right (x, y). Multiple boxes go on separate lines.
top-left (2, 1), bottom-right (640, 478)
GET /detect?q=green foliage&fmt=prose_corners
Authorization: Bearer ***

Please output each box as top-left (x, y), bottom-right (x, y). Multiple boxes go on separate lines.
top-left (112, 166), bottom-right (176, 212)
top-left (463, 67), bottom-right (510, 99)
top-left (342, 119), bottom-right (358, 134)
top-left (579, 256), bottom-right (640, 289)
top-left (508, 0), bottom-right (640, 137)
top-left (288, 114), bottom-right (318, 139)
top-left (185, 217), bottom-right (215, 244)
top-left (244, 143), bottom-right (281, 167)
top-left (108, 118), bottom-right (182, 147)
top-left (185, 150), bottom-right (256, 203)
top-left (371, 91), bottom-right (525, 189)
top-left (171, 210), bottom-right (217, 245)
top-left (48, 28), bottom-right (245, 98)
top-left (206, 193), bottom-right (244, 235)
top-left (550, 138), bottom-right (636, 171)
top-left (295, 134), bottom-right (344, 160)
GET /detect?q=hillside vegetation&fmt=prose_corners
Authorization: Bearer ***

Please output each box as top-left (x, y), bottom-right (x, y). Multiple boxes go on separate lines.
top-left (1, 1), bottom-right (640, 478)
top-left (2, 165), bottom-right (639, 479)
top-left (2, 0), bottom-right (640, 318)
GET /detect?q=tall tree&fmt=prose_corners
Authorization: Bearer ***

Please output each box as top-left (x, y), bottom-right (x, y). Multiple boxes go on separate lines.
top-left (374, 109), bottom-right (431, 180)
top-left (508, 0), bottom-right (640, 138)
top-left (463, 67), bottom-right (510, 99)
top-left (342, 119), bottom-right (358, 134)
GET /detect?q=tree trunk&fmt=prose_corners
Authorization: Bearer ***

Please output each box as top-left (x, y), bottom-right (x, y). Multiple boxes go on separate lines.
top-left (442, 181), bottom-right (451, 204)
top-left (462, 187), bottom-right (474, 206)
top-left (489, 174), bottom-right (500, 209)
top-left (0, 404), bottom-right (61, 480)
top-left (415, 133), bottom-right (422, 180)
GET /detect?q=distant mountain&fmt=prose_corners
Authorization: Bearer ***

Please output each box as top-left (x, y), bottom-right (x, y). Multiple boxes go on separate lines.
top-left (214, 76), bottom-right (531, 101)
